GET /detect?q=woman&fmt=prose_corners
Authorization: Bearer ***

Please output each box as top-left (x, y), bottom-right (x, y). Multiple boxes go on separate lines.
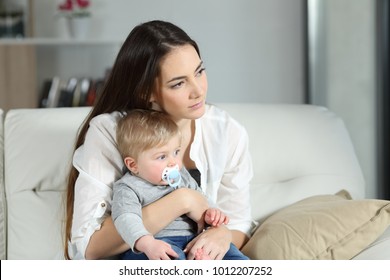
top-left (64, 20), bottom-right (254, 260)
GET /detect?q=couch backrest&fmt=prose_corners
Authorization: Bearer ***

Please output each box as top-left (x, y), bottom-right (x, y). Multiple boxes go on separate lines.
top-left (0, 109), bottom-right (5, 260)
top-left (4, 107), bottom-right (90, 259)
top-left (2, 104), bottom-right (365, 259)
top-left (217, 103), bottom-right (365, 222)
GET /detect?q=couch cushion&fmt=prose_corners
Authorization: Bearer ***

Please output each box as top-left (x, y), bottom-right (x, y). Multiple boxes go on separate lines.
top-left (0, 109), bottom-right (5, 260)
top-left (241, 190), bottom-right (390, 259)
top-left (4, 107), bottom-right (90, 259)
top-left (352, 225), bottom-right (390, 259)
top-left (217, 103), bottom-right (365, 222)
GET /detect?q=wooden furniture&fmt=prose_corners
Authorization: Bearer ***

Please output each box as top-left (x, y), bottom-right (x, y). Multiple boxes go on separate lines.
top-left (0, 44), bottom-right (37, 111)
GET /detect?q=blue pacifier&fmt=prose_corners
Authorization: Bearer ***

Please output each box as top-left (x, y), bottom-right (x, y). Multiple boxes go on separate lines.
top-left (162, 164), bottom-right (182, 188)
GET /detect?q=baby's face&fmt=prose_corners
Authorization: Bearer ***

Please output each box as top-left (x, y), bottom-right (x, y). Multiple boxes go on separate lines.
top-left (136, 135), bottom-right (182, 186)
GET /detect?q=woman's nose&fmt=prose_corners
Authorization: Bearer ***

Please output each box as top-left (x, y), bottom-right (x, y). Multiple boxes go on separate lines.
top-left (190, 79), bottom-right (203, 99)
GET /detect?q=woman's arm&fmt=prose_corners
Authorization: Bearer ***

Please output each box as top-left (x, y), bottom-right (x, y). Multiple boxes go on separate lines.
top-left (85, 216), bottom-right (128, 259)
top-left (85, 188), bottom-right (208, 259)
top-left (232, 230), bottom-right (249, 249)
top-left (143, 188), bottom-right (208, 234)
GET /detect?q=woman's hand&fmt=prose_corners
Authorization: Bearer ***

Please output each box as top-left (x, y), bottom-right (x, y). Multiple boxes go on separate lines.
top-left (184, 225), bottom-right (232, 260)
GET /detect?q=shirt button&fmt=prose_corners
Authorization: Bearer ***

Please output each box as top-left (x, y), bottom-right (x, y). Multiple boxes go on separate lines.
top-left (101, 202), bottom-right (106, 208)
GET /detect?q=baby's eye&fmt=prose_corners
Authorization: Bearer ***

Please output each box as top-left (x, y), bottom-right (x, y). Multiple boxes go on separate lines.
top-left (157, 155), bottom-right (166, 160)
top-left (174, 149), bottom-right (181, 156)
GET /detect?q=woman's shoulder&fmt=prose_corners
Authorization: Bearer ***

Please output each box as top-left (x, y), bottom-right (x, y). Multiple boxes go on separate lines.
top-left (90, 111), bottom-right (123, 127)
top-left (204, 103), bottom-right (225, 115)
top-left (83, 111), bottom-right (125, 145)
top-left (203, 103), bottom-right (244, 130)
top-left (88, 111), bottom-right (124, 134)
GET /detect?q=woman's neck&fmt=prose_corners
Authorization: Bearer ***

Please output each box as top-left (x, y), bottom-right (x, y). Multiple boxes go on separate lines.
top-left (175, 118), bottom-right (192, 131)
top-left (177, 119), bottom-right (197, 170)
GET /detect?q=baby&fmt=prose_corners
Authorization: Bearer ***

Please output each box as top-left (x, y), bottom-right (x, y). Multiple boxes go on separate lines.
top-left (112, 109), bottom-right (248, 260)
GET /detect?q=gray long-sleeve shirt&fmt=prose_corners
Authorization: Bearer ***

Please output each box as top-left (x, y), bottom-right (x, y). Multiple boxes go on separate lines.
top-left (111, 167), bottom-right (202, 250)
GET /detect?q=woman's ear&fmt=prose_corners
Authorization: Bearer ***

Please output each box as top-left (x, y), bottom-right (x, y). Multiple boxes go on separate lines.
top-left (149, 93), bottom-right (156, 103)
top-left (124, 157), bottom-right (138, 174)
top-left (149, 92), bottom-right (163, 111)
top-left (150, 101), bottom-right (163, 112)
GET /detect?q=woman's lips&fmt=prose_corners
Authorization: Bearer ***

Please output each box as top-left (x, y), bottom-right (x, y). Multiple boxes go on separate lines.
top-left (189, 101), bottom-right (203, 109)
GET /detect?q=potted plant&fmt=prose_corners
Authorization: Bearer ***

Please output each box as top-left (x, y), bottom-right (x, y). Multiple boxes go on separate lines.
top-left (58, 0), bottom-right (91, 39)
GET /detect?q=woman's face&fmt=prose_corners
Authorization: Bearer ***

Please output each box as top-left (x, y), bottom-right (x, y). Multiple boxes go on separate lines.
top-left (152, 44), bottom-right (208, 122)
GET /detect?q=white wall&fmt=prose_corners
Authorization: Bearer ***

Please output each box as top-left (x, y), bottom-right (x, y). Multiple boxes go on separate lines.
top-left (23, 0), bottom-right (306, 104)
top-left (13, 0), bottom-right (379, 198)
top-left (309, 0), bottom-right (377, 198)
top-left (12, 0), bottom-right (379, 198)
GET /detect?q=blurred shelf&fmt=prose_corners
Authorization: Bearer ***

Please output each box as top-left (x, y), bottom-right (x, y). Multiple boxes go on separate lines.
top-left (0, 37), bottom-right (119, 111)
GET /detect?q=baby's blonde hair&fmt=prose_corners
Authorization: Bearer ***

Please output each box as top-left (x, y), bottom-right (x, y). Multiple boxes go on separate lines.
top-left (116, 109), bottom-right (180, 160)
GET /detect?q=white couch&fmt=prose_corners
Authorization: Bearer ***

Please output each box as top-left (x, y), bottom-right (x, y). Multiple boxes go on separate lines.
top-left (0, 103), bottom-right (389, 260)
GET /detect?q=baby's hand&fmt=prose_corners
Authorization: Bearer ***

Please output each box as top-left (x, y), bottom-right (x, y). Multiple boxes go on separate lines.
top-left (204, 208), bottom-right (229, 227)
top-left (195, 248), bottom-right (211, 260)
top-left (135, 235), bottom-right (178, 260)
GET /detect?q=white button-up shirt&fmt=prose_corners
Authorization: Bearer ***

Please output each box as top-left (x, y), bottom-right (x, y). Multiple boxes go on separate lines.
top-left (70, 104), bottom-right (254, 259)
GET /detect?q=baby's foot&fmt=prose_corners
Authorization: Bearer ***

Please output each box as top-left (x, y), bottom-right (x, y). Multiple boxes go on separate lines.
top-left (195, 248), bottom-right (211, 260)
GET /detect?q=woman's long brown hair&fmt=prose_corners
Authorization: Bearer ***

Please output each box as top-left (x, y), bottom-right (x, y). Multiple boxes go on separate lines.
top-left (64, 20), bottom-right (200, 259)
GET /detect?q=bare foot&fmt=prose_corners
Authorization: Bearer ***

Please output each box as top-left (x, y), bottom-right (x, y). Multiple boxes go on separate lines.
top-left (195, 248), bottom-right (211, 260)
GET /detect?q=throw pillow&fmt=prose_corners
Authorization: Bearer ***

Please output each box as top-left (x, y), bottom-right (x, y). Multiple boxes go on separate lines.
top-left (241, 190), bottom-right (390, 259)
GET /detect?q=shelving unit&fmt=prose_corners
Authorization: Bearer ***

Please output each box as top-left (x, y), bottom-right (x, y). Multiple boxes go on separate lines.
top-left (0, 38), bottom-right (121, 111)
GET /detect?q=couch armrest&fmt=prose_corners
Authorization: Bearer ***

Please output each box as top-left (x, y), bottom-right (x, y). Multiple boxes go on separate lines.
top-left (0, 109), bottom-right (5, 260)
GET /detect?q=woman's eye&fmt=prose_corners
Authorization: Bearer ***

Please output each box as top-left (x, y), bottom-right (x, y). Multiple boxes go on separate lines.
top-left (171, 81), bottom-right (184, 89)
top-left (196, 67), bottom-right (206, 77)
